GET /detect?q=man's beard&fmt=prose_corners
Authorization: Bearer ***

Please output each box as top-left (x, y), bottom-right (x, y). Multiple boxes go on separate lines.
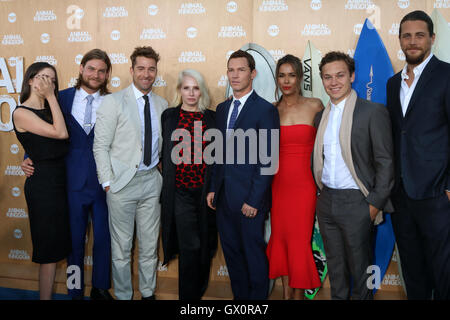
top-left (80, 75), bottom-right (104, 91)
top-left (404, 48), bottom-right (427, 65)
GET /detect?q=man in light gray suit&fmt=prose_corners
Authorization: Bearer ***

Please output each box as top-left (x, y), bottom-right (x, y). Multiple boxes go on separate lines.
top-left (312, 51), bottom-right (394, 300)
top-left (93, 46), bottom-right (168, 300)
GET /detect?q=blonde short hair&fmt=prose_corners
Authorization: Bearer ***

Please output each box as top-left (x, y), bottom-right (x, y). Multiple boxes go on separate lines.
top-left (171, 69), bottom-right (210, 112)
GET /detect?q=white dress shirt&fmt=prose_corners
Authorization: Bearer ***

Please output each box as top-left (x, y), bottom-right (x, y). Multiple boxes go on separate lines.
top-left (227, 89), bottom-right (254, 129)
top-left (71, 88), bottom-right (103, 129)
top-left (322, 98), bottom-right (359, 190)
top-left (132, 84), bottom-right (160, 171)
top-left (400, 53), bottom-right (433, 116)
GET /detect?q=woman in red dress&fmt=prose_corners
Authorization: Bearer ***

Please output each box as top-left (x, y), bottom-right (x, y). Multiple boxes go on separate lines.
top-left (266, 55), bottom-right (324, 300)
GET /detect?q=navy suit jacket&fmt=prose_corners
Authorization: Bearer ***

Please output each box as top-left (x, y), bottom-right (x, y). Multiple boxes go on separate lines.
top-left (386, 55), bottom-right (450, 200)
top-left (210, 91), bottom-right (280, 213)
top-left (59, 87), bottom-right (103, 192)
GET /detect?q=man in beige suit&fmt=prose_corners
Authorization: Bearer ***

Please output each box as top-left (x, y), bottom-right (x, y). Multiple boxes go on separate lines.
top-left (93, 46), bottom-right (168, 300)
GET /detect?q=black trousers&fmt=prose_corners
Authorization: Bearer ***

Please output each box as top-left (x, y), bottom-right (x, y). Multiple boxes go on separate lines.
top-left (391, 183), bottom-right (450, 300)
top-left (316, 186), bottom-right (374, 300)
top-left (174, 187), bottom-right (206, 300)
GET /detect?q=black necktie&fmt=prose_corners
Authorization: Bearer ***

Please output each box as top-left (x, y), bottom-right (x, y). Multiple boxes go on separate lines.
top-left (143, 95), bottom-right (152, 167)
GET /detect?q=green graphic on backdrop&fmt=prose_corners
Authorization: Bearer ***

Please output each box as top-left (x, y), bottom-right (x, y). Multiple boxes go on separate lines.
top-left (305, 217), bottom-right (328, 299)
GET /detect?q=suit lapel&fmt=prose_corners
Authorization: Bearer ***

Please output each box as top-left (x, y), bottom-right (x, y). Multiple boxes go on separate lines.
top-left (124, 85), bottom-right (142, 142)
top-left (222, 99), bottom-right (232, 132)
top-left (60, 87), bottom-right (89, 136)
top-left (59, 87), bottom-right (76, 115)
top-left (391, 74), bottom-right (404, 120)
top-left (169, 106), bottom-right (181, 132)
top-left (404, 56), bottom-right (438, 118)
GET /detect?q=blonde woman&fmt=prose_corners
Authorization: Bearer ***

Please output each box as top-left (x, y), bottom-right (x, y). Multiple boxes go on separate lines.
top-left (160, 69), bottom-right (217, 300)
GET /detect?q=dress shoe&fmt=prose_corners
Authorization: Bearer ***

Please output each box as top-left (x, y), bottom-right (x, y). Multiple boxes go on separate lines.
top-left (90, 287), bottom-right (114, 300)
top-left (141, 295), bottom-right (156, 300)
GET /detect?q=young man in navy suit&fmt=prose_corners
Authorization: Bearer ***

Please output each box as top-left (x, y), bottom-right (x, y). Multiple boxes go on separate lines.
top-left (207, 50), bottom-right (280, 300)
top-left (386, 10), bottom-right (450, 300)
top-left (21, 49), bottom-right (114, 300)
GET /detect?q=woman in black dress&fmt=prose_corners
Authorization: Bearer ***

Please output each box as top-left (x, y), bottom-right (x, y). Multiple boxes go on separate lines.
top-left (12, 62), bottom-right (71, 300)
top-left (160, 69), bottom-right (217, 300)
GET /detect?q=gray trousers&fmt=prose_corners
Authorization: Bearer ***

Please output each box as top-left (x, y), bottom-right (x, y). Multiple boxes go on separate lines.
top-left (316, 186), bottom-right (374, 300)
top-left (106, 168), bottom-right (162, 300)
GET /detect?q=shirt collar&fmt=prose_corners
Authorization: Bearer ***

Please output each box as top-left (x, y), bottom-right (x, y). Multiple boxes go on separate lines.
top-left (331, 98), bottom-right (346, 110)
top-left (232, 89), bottom-right (254, 107)
top-left (78, 87), bottom-right (100, 101)
top-left (401, 53), bottom-right (434, 81)
top-left (132, 83), bottom-right (152, 101)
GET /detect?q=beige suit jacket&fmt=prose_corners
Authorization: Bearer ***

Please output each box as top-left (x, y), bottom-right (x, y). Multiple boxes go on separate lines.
top-left (93, 84), bottom-right (168, 193)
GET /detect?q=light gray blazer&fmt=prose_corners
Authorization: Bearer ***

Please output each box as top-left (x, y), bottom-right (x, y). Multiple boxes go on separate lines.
top-left (93, 84), bottom-right (168, 193)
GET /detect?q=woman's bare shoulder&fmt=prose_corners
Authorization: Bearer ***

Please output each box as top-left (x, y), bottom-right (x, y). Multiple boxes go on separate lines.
top-left (304, 97), bottom-right (324, 112)
top-left (12, 106), bottom-right (34, 120)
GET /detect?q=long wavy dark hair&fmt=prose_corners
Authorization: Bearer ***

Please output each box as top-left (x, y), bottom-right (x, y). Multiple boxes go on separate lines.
top-left (75, 48), bottom-right (112, 95)
top-left (20, 62), bottom-right (59, 110)
top-left (275, 54), bottom-right (303, 104)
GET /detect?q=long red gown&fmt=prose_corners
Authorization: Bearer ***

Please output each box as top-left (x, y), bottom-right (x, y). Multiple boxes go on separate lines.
top-left (266, 124), bottom-right (321, 289)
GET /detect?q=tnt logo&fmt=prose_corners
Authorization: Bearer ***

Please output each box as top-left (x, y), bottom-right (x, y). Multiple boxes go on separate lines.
top-left (41, 33), bottom-right (50, 44)
top-left (267, 25), bottom-right (280, 37)
top-left (12, 187), bottom-right (21, 197)
top-left (111, 77), bottom-right (121, 88)
top-left (398, 0), bottom-right (410, 8)
top-left (311, 0), bottom-right (322, 10)
top-left (227, 1), bottom-right (238, 13)
top-left (111, 30), bottom-right (121, 41)
top-left (75, 54), bottom-right (83, 65)
top-left (8, 13), bottom-right (16, 23)
top-left (148, 5), bottom-right (158, 15)
top-left (186, 27), bottom-right (198, 38)
top-left (8, 57), bottom-right (18, 67)
top-left (10, 144), bottom-right (19, 154)
top-left (13, 229), bottom-right (23, 239)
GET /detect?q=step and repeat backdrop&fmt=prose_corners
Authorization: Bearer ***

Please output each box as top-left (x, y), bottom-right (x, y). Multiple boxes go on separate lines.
top-left (1, 0), bottom-right (449, 298)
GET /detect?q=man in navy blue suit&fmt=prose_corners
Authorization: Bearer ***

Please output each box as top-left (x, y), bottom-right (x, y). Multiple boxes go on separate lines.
top-left (21, 49), bottom-right (114, 300)
top-left (207, 50), bottom-right (280, 300)
top-left (387, 10), bottom-right (450, 300)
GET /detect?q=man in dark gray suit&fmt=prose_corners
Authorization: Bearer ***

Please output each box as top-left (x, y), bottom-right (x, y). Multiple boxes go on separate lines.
top-left (312, 51), bottom-right (394, 300)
